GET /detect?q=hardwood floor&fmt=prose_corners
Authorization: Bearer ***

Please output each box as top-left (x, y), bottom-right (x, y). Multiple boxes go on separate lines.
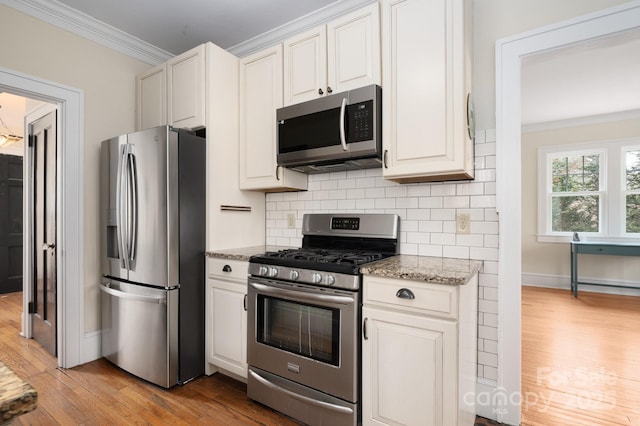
top-left (0, 291), bottom-right (300, 425)
top-left (521, 286), bottom-right (640, 426)
top-left (10, 287), bottom-right (638, 425)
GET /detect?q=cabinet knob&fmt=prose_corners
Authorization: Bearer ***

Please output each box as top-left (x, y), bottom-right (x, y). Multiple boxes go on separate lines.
top-left (396, 288), bottom-right (415, 300)
top-left (318, 88), bottom-right (324, 95)
top-left (327, 86), bottom-right (333, 94)
top-left (222, 264), bottom-right (232, 272)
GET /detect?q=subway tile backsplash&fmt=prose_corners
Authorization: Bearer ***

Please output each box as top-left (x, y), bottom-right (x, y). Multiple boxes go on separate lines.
top-left (265, 129), bottom-right (499, 382)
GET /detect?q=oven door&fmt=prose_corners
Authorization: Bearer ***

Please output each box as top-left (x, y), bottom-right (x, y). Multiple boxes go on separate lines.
top-left (247, 276), bottom-right (359, 403)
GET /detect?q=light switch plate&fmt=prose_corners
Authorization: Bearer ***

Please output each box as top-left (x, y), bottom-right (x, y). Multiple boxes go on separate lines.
top-left (287, 213), bottom-right (296, 229)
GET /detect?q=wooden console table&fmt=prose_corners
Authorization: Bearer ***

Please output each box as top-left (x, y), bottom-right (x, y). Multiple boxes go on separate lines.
top-left (570, 241), bottom-right (640, 297)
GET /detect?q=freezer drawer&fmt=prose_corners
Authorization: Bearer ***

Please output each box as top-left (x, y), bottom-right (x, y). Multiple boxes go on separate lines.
top-left (100, 280), bottom-right (179, 388)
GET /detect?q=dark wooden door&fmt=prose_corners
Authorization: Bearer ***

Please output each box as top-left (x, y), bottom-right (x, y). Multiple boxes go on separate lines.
top-left (31, 110), bottom-right (57, 356)
top-left (0, 154), bottom-right (23, 294)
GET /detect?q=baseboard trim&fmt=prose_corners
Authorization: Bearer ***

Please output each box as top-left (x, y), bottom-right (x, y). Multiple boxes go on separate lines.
top-left (474, 379), bottom-right (501, 422)
top-left (522, 273), bottom-right (640, 296)
top-left (81, 329), bottom-right (102, 364)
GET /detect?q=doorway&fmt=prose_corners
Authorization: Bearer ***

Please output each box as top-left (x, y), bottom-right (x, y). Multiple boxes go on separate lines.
top-left (0, 67), bottom-right (84, 369)
top-left (496, 3), bottom-right (640, 424)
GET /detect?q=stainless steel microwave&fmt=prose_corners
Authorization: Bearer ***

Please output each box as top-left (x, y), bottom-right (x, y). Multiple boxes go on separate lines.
top-left (277, 84), bottom-right (382, 173)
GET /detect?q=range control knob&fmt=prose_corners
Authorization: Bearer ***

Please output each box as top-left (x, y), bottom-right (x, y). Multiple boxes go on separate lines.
top-left (290, 270), bottom-right (300, 281)
top-left (258, 266), bottom-right (268, 276)
top-left (268, 267), bottom-right (279, 278)
top-left (325, 275), bottom-right (335, 286)
top-left (312, 273), bottom-right (323, 284)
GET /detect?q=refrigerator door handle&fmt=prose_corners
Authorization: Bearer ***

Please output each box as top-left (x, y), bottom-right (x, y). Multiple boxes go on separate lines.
top-left (116, 144), bottom-right (129, 270)
top-left (99, 282), bottom-right (167, 305)
top-left (127, 151), bottom-right (138, 266)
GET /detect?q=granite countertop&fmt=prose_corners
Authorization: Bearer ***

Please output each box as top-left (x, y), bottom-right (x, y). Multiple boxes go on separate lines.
top-left (0, 361), bottom-right (37, 422)
top-left (206, 247), bottom-right (482, 286)
top-left (360, 255), bottom-right (482, 286)
top-left (205, 245), bottom-right (291, 262)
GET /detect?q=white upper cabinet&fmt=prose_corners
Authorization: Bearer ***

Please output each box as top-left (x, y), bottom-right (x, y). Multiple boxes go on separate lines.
top-left (283, 3), bottom-right (380, 106)
top-left (239, 45), bottom-right (308, 191)
top-left (136, 63), bottom-right (166, 130)
top-left (136, 44), bottom-right (206, 131)
top-left (381, 0), bottom-right (474, 183)
top-left (327, 3), bottom-right (381, 94)
top-left (167, 44), bottom-right (206, 130)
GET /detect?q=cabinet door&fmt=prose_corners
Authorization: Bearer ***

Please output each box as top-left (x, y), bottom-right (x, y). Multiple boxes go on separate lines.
top-left (362, 306), bottom-right (457, 426)
top-left (381, 0), bottom-right (473, 183)
top-left (136, 63), bottom-right (167, 131)
top-left (239, 45), bottom-right (307, 191)
top-left (167, 44), bottom-right (205, 130)
top-left (283, 26), bottom-right (327, 106)
top-left (205, 278), bottom-right (247, 378)
top-left (327, 2), bottom-right (381, 93)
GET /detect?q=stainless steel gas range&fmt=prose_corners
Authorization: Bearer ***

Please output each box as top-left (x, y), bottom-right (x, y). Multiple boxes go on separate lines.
top-left (247, 213), bottom-right (399, 426)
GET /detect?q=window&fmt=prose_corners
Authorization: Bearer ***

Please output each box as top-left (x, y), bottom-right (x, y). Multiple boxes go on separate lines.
top-left (538, 139), bottom-right (640, 241)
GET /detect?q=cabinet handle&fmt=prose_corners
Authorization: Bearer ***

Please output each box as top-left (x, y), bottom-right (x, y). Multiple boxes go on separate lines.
top-left (383, 150), bottom-right (388, 168)
top-left (396, 288), bottom-right (415, 300)
top-left (275, 165), bottom-right (280, 181)
top-left (318, 88), bottom-right (324, 95)
top-left (244, 294), bottom-right (248, 311)
top-left (222, 264), bottom-right (232, 273)
top-left (363, 317), bottom-right (368, 340)
top-left (327, 86), bottom-right (333, 94)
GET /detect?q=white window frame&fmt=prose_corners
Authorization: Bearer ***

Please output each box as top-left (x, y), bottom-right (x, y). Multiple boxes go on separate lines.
top-left (538, 138), bottom-right (640, 243)
top-left (622, 144), bottom-right (640, 237)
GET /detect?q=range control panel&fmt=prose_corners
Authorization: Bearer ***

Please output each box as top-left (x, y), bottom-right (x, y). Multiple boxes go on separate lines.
top-left (332, 217), bottom-right (360, 230)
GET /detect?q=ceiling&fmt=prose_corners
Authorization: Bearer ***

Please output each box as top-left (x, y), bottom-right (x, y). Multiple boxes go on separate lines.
top-left (54, 0), bottom-right (357, 55)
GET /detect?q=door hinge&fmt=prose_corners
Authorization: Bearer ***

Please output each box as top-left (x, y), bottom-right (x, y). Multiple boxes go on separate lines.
top-left (28, 301), bottom-right (35, 314)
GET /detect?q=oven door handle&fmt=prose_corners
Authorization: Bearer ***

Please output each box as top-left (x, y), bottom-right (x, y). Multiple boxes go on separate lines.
top-left (249, 282), bottom-right (355, 306)
top-left (249, 369), bottom-right (354, 415)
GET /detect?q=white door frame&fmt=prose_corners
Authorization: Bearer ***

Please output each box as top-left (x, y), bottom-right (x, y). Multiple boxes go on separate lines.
top-left (0, 67), bottom-right (84, 369)
top-left (495, 1), bottom-right (640, 424)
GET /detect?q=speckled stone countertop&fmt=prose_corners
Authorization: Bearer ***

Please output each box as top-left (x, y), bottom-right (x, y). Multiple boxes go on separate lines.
top-left (0, 361), bottom-right (37, 422)
top-left (205, 246), bottom-right (292, 262)
top-left (360, 255), bottom-right (482, 286)
top-left (206, 248), bottom-right (481, 285)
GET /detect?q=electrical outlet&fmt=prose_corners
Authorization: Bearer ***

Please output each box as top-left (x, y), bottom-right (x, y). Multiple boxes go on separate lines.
top-left (456, 213), bottom-right (471, 234)
top-left (287, 213), bottom-right (296, 229)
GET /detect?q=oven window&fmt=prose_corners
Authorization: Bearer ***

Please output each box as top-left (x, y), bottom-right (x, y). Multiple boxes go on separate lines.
top-left (257, 295), bottom-right (340, 366)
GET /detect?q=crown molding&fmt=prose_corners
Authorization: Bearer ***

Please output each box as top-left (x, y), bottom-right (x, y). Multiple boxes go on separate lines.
top-left (227, 0), bottom-right (376, 58)
top-left (2, 0), bottom-right (172, 65)
top-left (522, 109), bottom-right (640, 133)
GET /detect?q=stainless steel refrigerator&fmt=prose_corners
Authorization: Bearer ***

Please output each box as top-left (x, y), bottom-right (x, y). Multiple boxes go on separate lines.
top-left (100, 125), bottom-right (205, 388)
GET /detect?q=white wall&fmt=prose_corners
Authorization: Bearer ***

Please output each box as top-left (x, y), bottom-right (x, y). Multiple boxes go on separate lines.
top-left (473, 0), bottom-right (630, 130)
top-left (0, 5), bottom-right (151, 333)
top-left (522, 118), bottom-right (640, 286)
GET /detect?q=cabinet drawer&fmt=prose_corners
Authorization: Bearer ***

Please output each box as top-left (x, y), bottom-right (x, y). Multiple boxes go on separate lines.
top-left (207, 258), bottom-right (249, 282)
top-left (363, 275), bottom-right (458, 319)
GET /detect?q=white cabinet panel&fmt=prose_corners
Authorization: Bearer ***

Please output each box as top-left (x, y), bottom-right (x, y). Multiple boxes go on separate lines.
top-left (167, 44), bottom-right (205, 130)
top-left (382, 0), bottom-right (474, 182)
top-left (205, 258), bottom-right (248, 379)
top-left (239, 45), bottom-right (307, 191)
top-left (136, 63), bottom-right (166, 130)
top-left (283, 3), bottom-right (380, 107)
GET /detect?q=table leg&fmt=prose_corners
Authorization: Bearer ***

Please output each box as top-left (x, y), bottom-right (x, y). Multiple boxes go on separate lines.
top-left (571, 245), bottom-right (578, 298)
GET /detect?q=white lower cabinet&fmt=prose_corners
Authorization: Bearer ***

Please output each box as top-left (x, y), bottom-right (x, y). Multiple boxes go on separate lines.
top-left (205, 258), bottom-right (248, 380)
top-left (362, 274), bottom-right (478, 426)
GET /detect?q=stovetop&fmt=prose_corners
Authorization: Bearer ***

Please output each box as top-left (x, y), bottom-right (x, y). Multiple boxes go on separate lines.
top-left (249, 213), bottom-right (399, 290)
top-left (251, 248), bottom-right (391, 274)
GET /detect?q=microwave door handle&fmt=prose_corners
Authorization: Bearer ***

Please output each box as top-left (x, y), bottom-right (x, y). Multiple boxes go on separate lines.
top-left (339, 97), bottom-right (348, 151)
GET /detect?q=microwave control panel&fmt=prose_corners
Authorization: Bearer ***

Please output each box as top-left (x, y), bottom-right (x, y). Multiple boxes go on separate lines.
top-left (347, 100), bottom-right (373, 142)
